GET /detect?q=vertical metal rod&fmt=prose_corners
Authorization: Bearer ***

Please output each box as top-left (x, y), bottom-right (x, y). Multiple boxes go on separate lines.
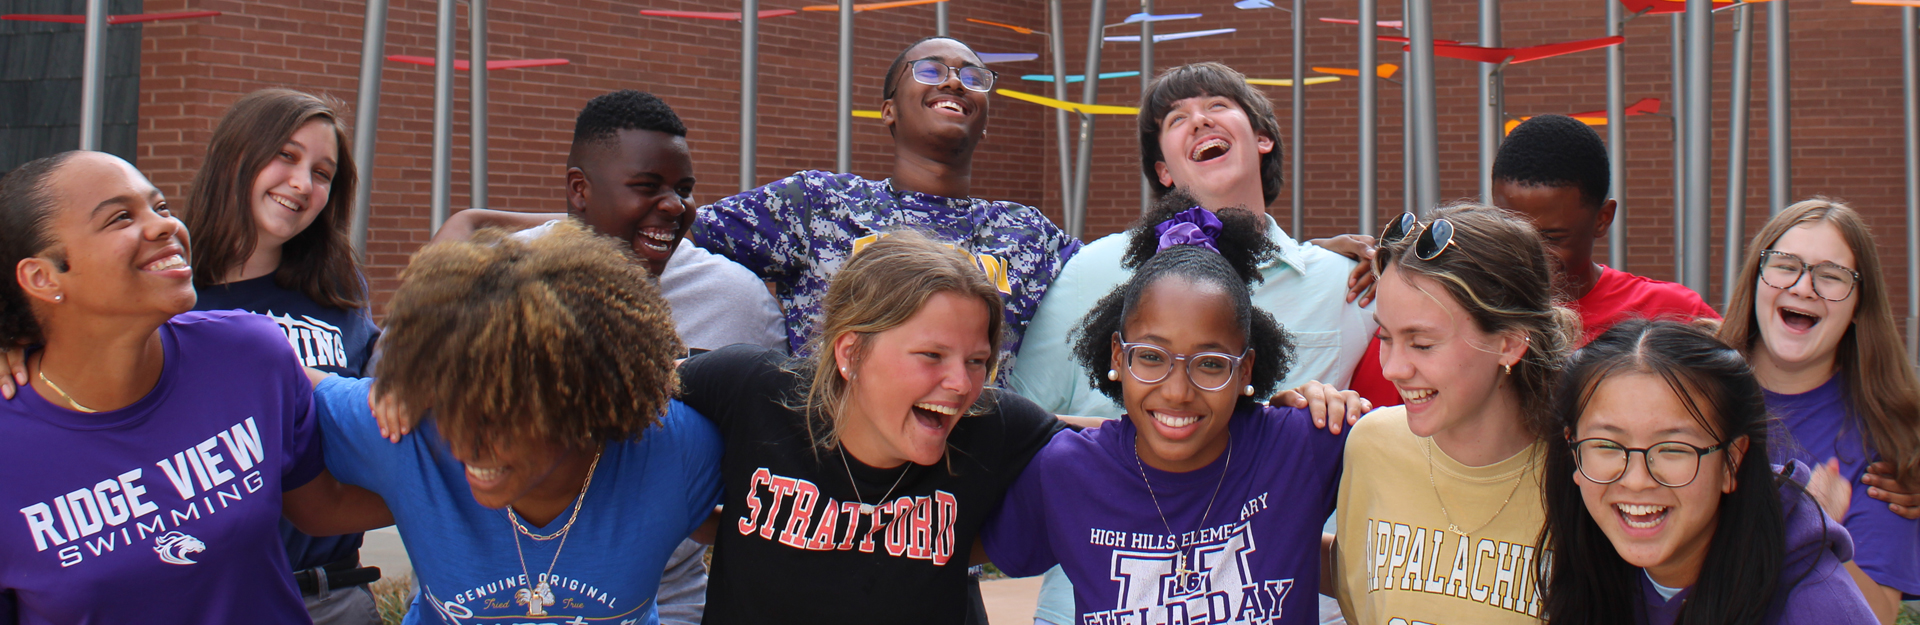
top-left (1670, 15), bottom-right (1685, 281)
top-left (936, 0), bottom-right (947, 35)
top-left (1402, 43), bottom-right (1413, 215)
top-left (1904, 7), bottom-right (1919, 360)
top-left (1478, 0), bottom-right (1502, 202)
top-left (469, 0), bottom-right (488, 210)
top-left (1605, 0), bottom-right (1625, 269)
top-left (741, 0), bottom-right (760, 192)
top-left (1358, 0), bottom-right (1377, 234)
top-left (1291, 0), bottom-right (1304, 234)
top-left (78, 0), bottom-right (106, 150)
top-left (836, 0), bottom-right (853, 174)
top-left (1767, 0), bottom-right (1790, 215)
top-left (1723, 5), bottom-right (1753, 307)
top-left (1683, 0), bottom-right (1712, 296)
top-left (1141, 0), bottom-right (1154, 216)
top-left (1071, 0), bottom-right (1108, 232)
top-left (350, 0), bottom-right (389, 254)
top-left (1049, 0), bottom-right (1073, 229)
top-left (1409, 0), bottom-right (1438, 214)
top-left (430, 0), bottom-right (455, 234)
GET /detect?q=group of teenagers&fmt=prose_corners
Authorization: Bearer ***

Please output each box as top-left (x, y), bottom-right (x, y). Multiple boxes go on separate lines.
top-left (2, 33), bottom-right (1919, 625)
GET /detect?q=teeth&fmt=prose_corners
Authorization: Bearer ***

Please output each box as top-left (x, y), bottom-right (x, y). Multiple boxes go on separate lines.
top-left (1188, 137), bottom-right (1230, 161)
top-left (271, 194), bottom-right (302, 212)
top-left (1616, 503), bottom-right (1669, 528)
top-left (932, 100), bottom-right (964, 114)
top-left (914, 402), bottom-right (960, 416)
top-left (1399, 388), bottom-right (1436, 403)
top-left (144, 254), bottom-right (188, 272)
top-left (640, 229), bottom-right (676, 242)
top-left (466, 465), bottom-right (504, 481)
top-left (1150, 411), bottom-right (1200, 428)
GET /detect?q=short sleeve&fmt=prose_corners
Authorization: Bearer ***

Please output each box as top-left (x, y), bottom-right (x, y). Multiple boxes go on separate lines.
top-left (665, 401), bottom-right (726, 536)
top-left (312, 376), bottom-right (417, 494)
top-left (1841, 473), bottom-right (1920, 595)
top-left (281, 369), bottom-right (324, 491)
top-left (989, 390), bottom-right (1071, 485)
top-left (692, 173), bottom-right (816, 285)
top-left (676, 344), bottom-right (792, 434)
top-left (981, 431), bottom-right (1068, 578)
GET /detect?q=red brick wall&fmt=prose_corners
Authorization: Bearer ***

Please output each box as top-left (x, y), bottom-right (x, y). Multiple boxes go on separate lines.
top-left (134, 0), bottom-right (1915, 322)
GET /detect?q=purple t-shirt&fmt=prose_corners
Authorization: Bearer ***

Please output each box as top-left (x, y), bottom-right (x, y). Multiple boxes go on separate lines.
top-left (0, 311), bottom-right (324, 624)
top-left (1766, 374), bottom-right (1920, 596)
top-left (1637, 461), bottom-right (1876, 624)
top-left (982, 404), bottom-right (1344, 625)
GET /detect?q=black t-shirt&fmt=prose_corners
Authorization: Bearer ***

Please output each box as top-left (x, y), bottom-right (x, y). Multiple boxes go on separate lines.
top-left (680, 344), bottom-right (1063, 625)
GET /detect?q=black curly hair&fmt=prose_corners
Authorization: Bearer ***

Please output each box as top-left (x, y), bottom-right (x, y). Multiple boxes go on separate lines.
top-left (0, 151), bottom-right (80, 347)
top-left (570, 90), bottom-right (687, 152)
top-left (1070, 189), bottom-right (1294, 411)
top-left (1492, 114), bottom-right (1610, 210)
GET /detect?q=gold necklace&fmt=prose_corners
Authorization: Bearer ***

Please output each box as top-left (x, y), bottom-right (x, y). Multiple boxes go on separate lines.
top-left (1134, 431), bottom-right (1231, 588)
top-left (38, 369), bottom-right (98, 413)
top-left (507, 448), bottom-right (602, 617)
top-left (1423, 437), bottom-right (1533, 538)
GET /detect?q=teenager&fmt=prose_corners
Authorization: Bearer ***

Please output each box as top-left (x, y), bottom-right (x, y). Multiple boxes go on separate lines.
top-left (1328, 204), bottom-right (1578, 624)
top-left (1718, 199), bottom-right (1920, 624)
top-left (984, 194), bottom-right (1351, 625)
top-left (1538, 319), bottom-right (1875, 624)
top-left (0, 151), bottom-right (386, 623)
top-left (311, 220), bottom-right (723, 624)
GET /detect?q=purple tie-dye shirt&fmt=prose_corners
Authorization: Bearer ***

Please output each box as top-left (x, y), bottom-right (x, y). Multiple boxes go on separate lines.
top-left (691, 171), bottom-right (1080, 368)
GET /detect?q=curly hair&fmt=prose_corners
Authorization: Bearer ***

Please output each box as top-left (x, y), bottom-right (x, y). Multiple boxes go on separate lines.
top-left (1492, 114), bottom-right (1611, 210)
top-left (1071, 189), bottom-right (1294, 411)
top-left (571, 90), bottom-right (687, 149)
top-left (1139, 62), bottom-right (1286, 207)
top-left (0, 151), bottom-right (81, 346)
top-left (373, 220), bottom-right (683, 450)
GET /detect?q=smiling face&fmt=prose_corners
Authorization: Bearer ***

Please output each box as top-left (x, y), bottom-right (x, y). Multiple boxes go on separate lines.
top-left (1152, 95), bottom-right (1275, 212)
top-left (30, 152), bottom-right (196, 320)
top-left (1753, 222), bottom-right (1860, 375)
top-left (445, 429), bottom-right (585, 511)
top-left (1112, 277), bottom-right (1248, 473)
top-left (569, 128), bottom-right (695, 276)
top-left (881, 39), bottom-right (990, 158)
top-left (1574, 372), bottom-right (1742, 588)
top-left (248, 119), bottom-right (338, 251)
top-left (834, 291), bottom-right (993, 468)
top-left (1491, 181), bottom-right (1613, 297)
top-left (1373, 264), bottom-right (1525, 438)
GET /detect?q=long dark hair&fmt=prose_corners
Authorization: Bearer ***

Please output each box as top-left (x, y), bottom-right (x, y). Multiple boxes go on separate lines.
top-left (183, 88), bottom-right (364, 310)
top-left (1537, 319), bottom-right (1784, 625)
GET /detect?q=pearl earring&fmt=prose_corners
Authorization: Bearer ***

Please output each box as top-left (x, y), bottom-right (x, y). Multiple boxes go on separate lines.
top-left (1107, 369), bottom-right (1119, 381)
top-left (53, 295), bottom-right (62, 302)
top-left (1243, 385), bottom-right (1255, 396)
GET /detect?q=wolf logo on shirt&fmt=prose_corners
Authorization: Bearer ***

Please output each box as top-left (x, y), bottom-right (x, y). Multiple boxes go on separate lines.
top-left (153, 531), bottom-right (204, 565)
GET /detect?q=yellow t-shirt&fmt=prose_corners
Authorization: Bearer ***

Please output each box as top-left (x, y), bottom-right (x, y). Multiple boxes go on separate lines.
top-left (1331, 406), bottom-right (1549, 625)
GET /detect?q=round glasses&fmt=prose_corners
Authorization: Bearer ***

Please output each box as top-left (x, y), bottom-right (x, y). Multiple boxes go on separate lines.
top-left (1116, 335), bottom-right (1247, 392)
top-left (1571, 437), bottom-right (1727, 488)
top-left (1371, 212), bottom-right (1456, 275)
top-left (899, 59), bottom-right (997, 95)
top-left (1758, 250), bottom-right (1860, 302)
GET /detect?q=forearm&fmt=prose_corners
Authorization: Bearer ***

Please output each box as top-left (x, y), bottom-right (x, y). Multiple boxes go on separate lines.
top-left (283, 470), bottom-right (395, 536)
top-left (1842, 561), bottom-right (1902, 625)
top-left (433, 209), bottom-right (566, 244)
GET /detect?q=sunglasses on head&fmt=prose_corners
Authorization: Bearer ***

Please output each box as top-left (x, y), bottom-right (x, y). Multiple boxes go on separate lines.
top-left (1372, 212), bottom-right (1456, 275)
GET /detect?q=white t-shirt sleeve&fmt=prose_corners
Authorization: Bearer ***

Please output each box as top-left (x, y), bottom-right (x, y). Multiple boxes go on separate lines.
top-left (659, 239), bottom-right (788, 353)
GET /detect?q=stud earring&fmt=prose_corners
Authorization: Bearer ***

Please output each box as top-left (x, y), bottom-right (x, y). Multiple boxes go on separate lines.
top-left (1243, 385), bottom-right (1256, 396)
top-left (1107, 369), bottom-right (1119, 381)
top-left (53, 294), bottom-right (62, 302)
top-left (1502, 363), bottom-right (1512, 375)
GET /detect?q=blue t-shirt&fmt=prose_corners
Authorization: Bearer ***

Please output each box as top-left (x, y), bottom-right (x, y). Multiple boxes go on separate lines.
top-left (0, 312), bottom-right (323, 625)
top-left (313, 376), bottom-right (724, 625)
top-left (195, 273), bottom-right (382, 572)
top-left (1767, 374), bottom-right (1920, 597)
top-left (982, 405), bottom-right (1345, 625)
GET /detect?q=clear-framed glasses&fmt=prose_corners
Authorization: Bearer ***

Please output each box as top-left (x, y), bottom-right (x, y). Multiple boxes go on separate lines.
top-left (1372, 212), bottom-right (1456, 275)
top-left (902, 59), bottom-right (998, 93)
top-left (1115, 334), bottom-right (1248, 392)
top-left (1758, 250), bottom-right (1860, 302)
top-left (1571, 437), bottom-right (1727, 488)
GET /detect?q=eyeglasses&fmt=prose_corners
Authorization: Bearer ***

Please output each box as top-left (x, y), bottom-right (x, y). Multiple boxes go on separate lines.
top-left (1372, 212), bottom-right (1456, 275)
top-left (1115, 334), bottom-right (1248, 392)
top-left (896, 59), bottom-right (998, 96)
top-left (1571, 437), bottom-right (1727, 488)
top-left (1758, 250), bottom-right (1860, 302)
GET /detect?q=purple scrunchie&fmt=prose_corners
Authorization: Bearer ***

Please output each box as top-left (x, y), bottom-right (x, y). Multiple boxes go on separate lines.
top-left (1154, 207), bottom-right (1223, 254)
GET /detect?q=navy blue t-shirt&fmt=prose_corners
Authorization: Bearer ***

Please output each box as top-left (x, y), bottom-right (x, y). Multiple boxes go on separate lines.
top-left (195, 274), bottom-right (381, 571)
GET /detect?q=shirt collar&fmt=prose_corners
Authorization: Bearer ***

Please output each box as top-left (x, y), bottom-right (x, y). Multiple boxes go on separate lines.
top-left (1260, 214), bottom-right (1304, 274)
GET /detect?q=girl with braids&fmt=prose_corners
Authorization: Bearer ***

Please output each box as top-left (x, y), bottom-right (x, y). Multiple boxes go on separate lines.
top-left (1326, 204), bottom-right (1579, 625)
top-left (308, 220), bottom-right (722, 624)
top-left (1537, 319), bottom-right (1873, 625)
top-left (1718, 199), bottom-right (1920, 624)
top-left (981, 191), bottom-right (1362, 625)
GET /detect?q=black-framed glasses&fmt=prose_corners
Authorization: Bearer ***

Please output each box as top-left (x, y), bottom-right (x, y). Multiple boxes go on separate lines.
top-left (1758, 250), bottom-right (1860, 302)
top-left (1571, 437), bottom-right (1727, 488)
top-left (900, 59), bottom-right (998, 94)
top-left (1115, 334), bottom-right (1247, 392)
top-left (1373, 212), bottom-right (1456, 275)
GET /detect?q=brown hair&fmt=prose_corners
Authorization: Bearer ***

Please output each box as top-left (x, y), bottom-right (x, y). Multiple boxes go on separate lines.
top-left (373, 220), bottom-right (682, 450)
top-left (183, 88), bottom-right (364, 309)
top-left (1138, 62), bottom-right (1285, 207)
top-left (1376, 203), bottom-right (1581, 438)
top-left (794, 231), bottom-right (1006, 451)
top-left (1719, 198), bottom-right (1920, 482)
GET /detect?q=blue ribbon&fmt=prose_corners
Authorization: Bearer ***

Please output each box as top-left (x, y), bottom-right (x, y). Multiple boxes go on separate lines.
top-left (1153, 207), bottom-right (1223, 254)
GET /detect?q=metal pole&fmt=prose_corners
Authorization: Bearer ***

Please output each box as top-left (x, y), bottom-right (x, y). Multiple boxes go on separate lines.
top-left (1403, 18), bottom-right (1413, 216)
top-left (741, 0), bottom-right (760, 192)
top-left (1291, 0), bottom-right (1304, 234)
top-left (836, 0), bottom-right (853, 174)
top-left (1767, 0), bottom-right (1790, 215)
top-left (469, 0), bottom-right (488, 210)
top-left (1478, 0), bottom-right (1502, 202)
top-left (1670, 15), bottom-right (1685, 282)
top-left (936, 0), bottom-right (947, 35)
top-left (1409, 0), bottom-right (1438, 214)
top-left (1723, 4), bottom-right (1753, 308)
top-left (1904, 8), bottom-right (1919, 360)
top-left (1358, 0), bottom-right (1377, 234)
top-left (1049, 0), bottom-right (1073, 231)
top-left (1141, 0), bottom-right (1154, 216)
top-left (1683, 0), bottom-right (1712, 297)
top-left (430, 0), bottom-right (455, 234)
top-left (1071, 0), bottom-right (1108, 232)
top-left (350, 0), bottom-right (389, 254)
top-left (78, 0), bottom-right (106, 150)
top-left (1605, 0), bottom-right (1625, 269)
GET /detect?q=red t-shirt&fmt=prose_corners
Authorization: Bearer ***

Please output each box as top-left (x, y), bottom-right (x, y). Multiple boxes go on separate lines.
top-left (1346, 265), bottom-right (1721, 408)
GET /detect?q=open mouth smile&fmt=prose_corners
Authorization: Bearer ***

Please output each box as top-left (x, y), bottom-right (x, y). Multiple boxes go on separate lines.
top-left (1189, 137), bottom-right (1231, 162)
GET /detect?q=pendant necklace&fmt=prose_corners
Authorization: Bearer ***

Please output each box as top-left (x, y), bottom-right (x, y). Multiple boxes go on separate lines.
top-left (508, 448), bottom-right (602, 617)
top-left (1135, 431), bottom-right (1232, 587)
top-left (1423, 437), bottom-right (1532, 538)
top-left (840, 445), bottom-right (912, 523)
